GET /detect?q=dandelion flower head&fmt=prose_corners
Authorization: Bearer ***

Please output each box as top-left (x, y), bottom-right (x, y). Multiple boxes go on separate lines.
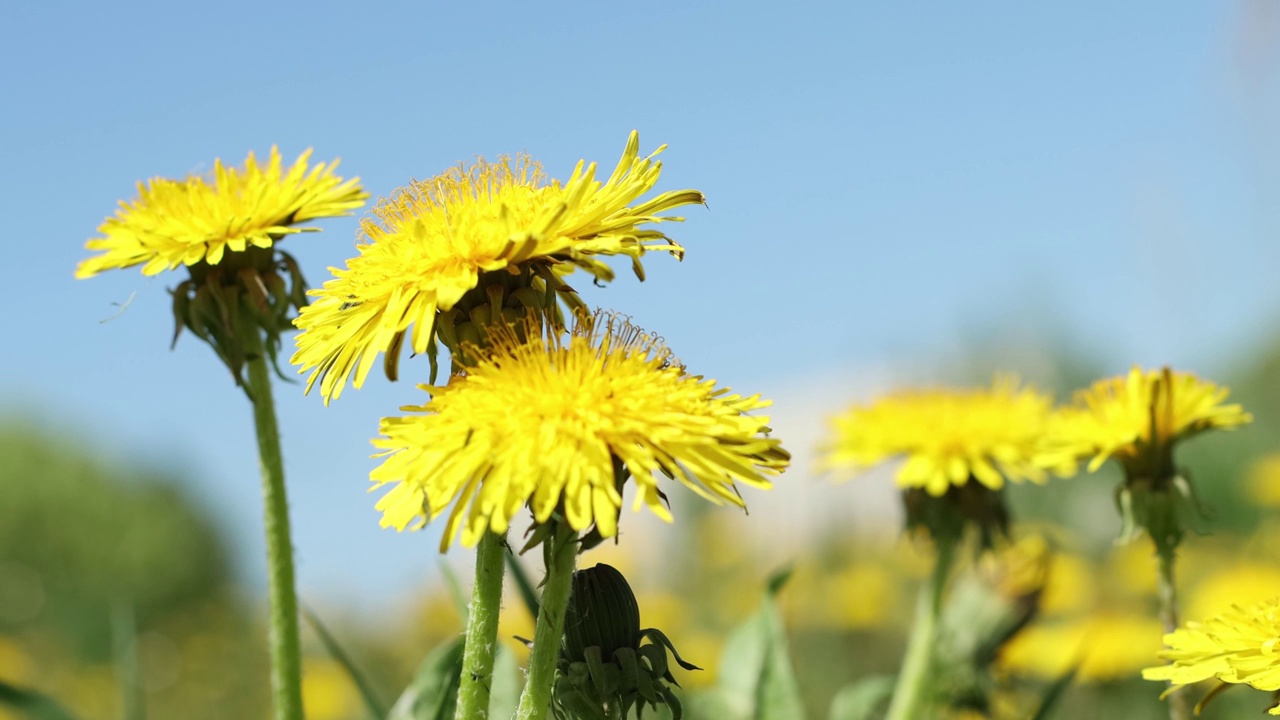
top-left (823, 378), bottom-right (1064, 497)
top-left (292, 132), bottom-right (705, 402)
top-left (369, 313), bottom-right (789, 551)
top-left (76, 147), bottom-right (366, 279)
top-left (1143, 597), bottom-right (1280, 714)
top-left (1041, 367), bottom-right (1250, 475)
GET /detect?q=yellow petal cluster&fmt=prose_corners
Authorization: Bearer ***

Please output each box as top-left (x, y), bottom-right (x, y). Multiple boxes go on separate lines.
top-left (823, 378), bottom-right (1066, 496)
top-left (1040, 367), bottom-right (1250, 474)
top-left (76, 147), bottom-right (367, 279)
top-left (1143, 598), bottom-right (1280, 715)
top-left (291, 132), bottom-right (705, 402)
top-left (369, 314), bottom-right (788, 551)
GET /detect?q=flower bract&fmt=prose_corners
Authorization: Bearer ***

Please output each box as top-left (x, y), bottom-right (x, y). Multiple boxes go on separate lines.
top-left (291, 132), bottom-right (705, 402)
top-left (368, 313), bottom-right (788, 551)
top-left (823, 378), bottom-right (1066, 497)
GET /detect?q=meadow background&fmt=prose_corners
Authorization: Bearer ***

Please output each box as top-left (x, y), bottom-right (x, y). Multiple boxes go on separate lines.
top-left (4, 2), bottom-right (1280, 718)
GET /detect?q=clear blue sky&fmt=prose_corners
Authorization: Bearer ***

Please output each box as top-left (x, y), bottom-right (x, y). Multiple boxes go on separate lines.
top-left (3, 1), bottom-right (1279, 609)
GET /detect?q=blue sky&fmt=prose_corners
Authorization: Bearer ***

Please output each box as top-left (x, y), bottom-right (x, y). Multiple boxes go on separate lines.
top-left (3, 1), bottom-right (1279, 610)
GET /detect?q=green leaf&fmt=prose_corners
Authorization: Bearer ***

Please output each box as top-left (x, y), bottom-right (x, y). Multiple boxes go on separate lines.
top-left (0, 680), bottom-right (81, 720)
top-left (438, 561), bottom-right (470, 619)
top-left (303, 606), bottom-right (389, 719)
top-left (489, 643), bottom-right (521, 720)
top-left (505, 548), bottom-right (541, 620)
top-left (714, 568), bottom-right (807, 720)
top-left (387, 638), bottom-right (465, 720)
top-left (827, 675), bottom-right (895, 720)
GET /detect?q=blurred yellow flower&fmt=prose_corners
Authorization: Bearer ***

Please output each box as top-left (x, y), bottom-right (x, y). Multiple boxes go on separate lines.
top-left (0, 636), bottom-right (32, 685)
top-left (301, 658), bottom-right (362, 720)
top-left (1186, 563), bottom-right (1280, 624)
top-left (291, 131), bottom-right (704, 401)
top-left (1001, 613), bottom-right (1163, 682)
top-left (76, 147), bottom-right (366, 279)
top-left (825, 563), bottom-right (896, 629)
top-left (369, 313), bottom-right (789, 551)
top-left (1041, 367), bottom-right (1250, 476)
top-left (629, 589), bottom-right (719, 687)
top-left (1038, 551), bottom-right (1095, 615)
top-left (1105, 541), bottom-right (1159, 595)
top-left (823, 377), bottom-right (1067, 496)
top-left (1143, 597), bottom-right (1280, 715)
top-left (982, 534), bottom-right (1051, 602)
top-left (1248, 454), bottom-right (1280, 507)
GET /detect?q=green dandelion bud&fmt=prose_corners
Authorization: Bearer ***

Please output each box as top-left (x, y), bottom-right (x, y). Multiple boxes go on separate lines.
top-left (552, 564), bottom-right (699, 720)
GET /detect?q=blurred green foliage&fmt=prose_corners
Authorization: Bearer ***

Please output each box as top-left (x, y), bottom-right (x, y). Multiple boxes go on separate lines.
top-left (0, 421), bottom-right (269, 720)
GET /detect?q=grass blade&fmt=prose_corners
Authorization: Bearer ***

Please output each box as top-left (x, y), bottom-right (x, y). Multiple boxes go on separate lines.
top-left (303, 606), bottom-right (389, 719)
top-left (0, 680), bottom-right (80, 720)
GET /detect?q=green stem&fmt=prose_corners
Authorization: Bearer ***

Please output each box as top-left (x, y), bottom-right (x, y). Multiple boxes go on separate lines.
top-left (514, 525), bottom-right (578, 720)
top-left (1156, 548), bottom-right (1191, 720)
top-left (455, 531), bottom-right (508, 720)
top-left (245, 339), bottom-right (304, 720)
top-left (111, 601), bottom-right (145, 720)
top-left (884, 536), bottom-right (956, 720)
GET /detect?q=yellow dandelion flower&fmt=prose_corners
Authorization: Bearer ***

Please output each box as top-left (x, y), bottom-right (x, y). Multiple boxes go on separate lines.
top-left (822, 377), bottom-right (1065, 497)
top-left (1143, 598), bottom-right (1280, 714)
top-left (292, 131), bottom-right (705, 402)
top-left (76, 147), bottom-right (367, 279)
top-left (1041, 367), bottom-right (1250, 476)
top-left (368, 313), bottom-right (788, 551)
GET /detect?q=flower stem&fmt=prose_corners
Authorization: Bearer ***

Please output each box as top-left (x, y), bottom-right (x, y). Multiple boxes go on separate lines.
top-left (884, 536), bottom-right (956, 720)
top-left (455, 531), bottom-right (508, 720)
top-left (1156, 547), bottom-right (1191, 720)
top-left (514, 525), bottom-right (578, 720)
top-left (245, 339), bottom-right (304, 720)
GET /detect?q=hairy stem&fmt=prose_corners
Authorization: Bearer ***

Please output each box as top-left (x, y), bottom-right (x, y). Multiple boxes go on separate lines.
top-left (245, 339), bottom-right (303, 720)
top-left (455, 531), bottom-right (508, 720)
top-left (514, 525), bottom-right (578, 720)
top-left (1157, 547), bottom-right (1191, 720)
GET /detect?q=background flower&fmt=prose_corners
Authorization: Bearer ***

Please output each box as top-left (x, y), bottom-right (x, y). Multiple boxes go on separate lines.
top-left (823, 377), bottom-right (1066, 497)
top-left (1040, 367), bottom-right (1251, 476)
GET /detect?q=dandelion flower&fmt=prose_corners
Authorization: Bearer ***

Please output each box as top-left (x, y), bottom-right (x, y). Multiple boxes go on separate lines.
top-left (1143, 598), bottom-right (1280, 714)
top-left (1040, 367), bottom-right (1250, 476)
top-left (369, 313), bottom-right (788, 551)
top-left (76, 147), bottom-right (366, 279)
top-left (823, 378), bottom-right (1064, 497)
top-left (292, 132), bottom-right (705, 402)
